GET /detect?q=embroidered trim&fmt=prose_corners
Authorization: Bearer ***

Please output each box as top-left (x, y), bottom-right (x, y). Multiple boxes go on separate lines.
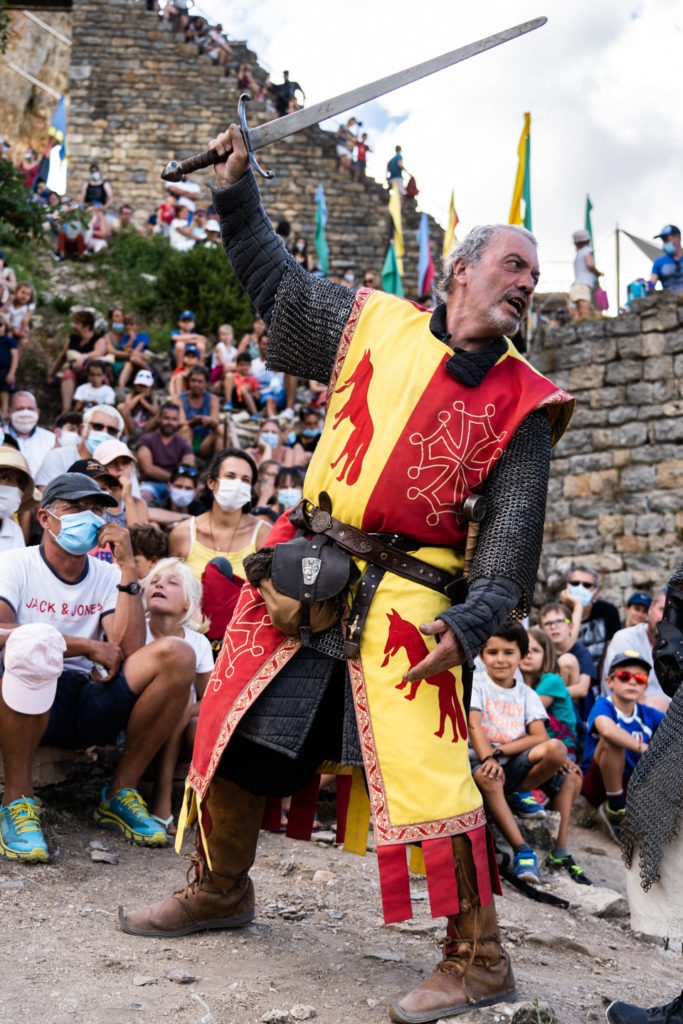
top-left (327, 286), bottom-right (373, 401)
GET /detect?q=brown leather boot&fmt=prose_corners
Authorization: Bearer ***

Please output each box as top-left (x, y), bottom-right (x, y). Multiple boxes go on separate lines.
top-left (389, 834), bottom-right (516, 1023)
top-left (118, 777), bottom-right (266, 937)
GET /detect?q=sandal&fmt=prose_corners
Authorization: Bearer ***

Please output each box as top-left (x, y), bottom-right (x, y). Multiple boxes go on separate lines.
top-left (151, 813), bottom-right (176, 837)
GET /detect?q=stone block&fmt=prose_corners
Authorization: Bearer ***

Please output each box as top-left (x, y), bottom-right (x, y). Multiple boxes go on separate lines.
top-left (674, 353), bottom-right (683, 378)
top-left (553, 428), bottom-right (592, 455)
top-left (590, 338), bottom-right (617, 363)
top-left (563, 474), bottom-right (591, 498)
top-left (664, 328), bottom-right (683, 353)
top-left (588, 385), bottom-right (626, 409)
top-left (592, 552), bottom-right (623, 572)
top-left (653, 417), bottom-right (683, 442)
top-left (516, 810), bottom-right (560, 850)
top-left (591, 423), bottom-right (647, 449)
top-left (568, 500), bottom-right (599, 521)
top-left (560, 341), bottom-right (593, 368)
top-left (576, 320), bottom-right (606, 339)
top-left (619, 464), bottom-right (656, 492)
top-left (604, 360), bottom-right (643, 385)
top-left (643, 355), bottom-right (673, 381)
top-left (588, 469), bottom-right (618, 496)
top-left (635, 513), bottom-right (664, 535)
top-left (549, 518), bottom-right (578, 540)
top-left (642, 333), bottom-right (667, 357)
top-left (613, 450), bottom-right (632, 467)
top-left (616, 335), bottom-right (643, 360)
top-left (568, 453), bottom-right (614, 473)
top-left (568, 364), bottom-right (604, 391)
top-left (650, 493), bottom-right (683, 514)
top-left (606, 406), bottom-right (642, 426)
top-left (610, 313), bottom-right (641, 335)
top-left (598, 513), bottom-right (623, 536)
top-left (656, 461), bottom-right (683, 489)
top-left (615, 535), bottom-right (649, 553)
top-left (641, 307), bottom-right (680, 332)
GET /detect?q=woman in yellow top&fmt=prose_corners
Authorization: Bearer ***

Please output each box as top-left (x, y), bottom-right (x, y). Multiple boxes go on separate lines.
top-left (168, 448), bottom-right (270, 581)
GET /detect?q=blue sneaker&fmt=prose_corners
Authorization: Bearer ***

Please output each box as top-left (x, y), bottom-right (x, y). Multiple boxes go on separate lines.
top-left (0, 797), bottom-right (49, 862)
top-left (93, 787), bottom-right (167, 847)
top-left (508, 790), bottom-right (547, 818)
top-left (513, 848), bottom-right (539, 884)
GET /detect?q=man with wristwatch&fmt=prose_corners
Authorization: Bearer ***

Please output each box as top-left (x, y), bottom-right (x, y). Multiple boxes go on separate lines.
top-left (0, 473), bottom-right (196, 863)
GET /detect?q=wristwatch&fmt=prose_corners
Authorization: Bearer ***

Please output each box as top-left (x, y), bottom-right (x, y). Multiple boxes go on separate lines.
top-left (117, 581), bottom-right (141, 595)
top-left (482, 749), bottom-right (504, 764)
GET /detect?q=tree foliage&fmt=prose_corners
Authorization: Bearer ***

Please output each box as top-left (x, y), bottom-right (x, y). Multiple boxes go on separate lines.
top-left (0, 159), bottom-right (46, 242)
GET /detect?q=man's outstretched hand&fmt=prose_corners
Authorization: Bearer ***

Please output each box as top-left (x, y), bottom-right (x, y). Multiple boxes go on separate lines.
top-left (401, 619), bottom-right (466, 682)
top-left (209, 125), bottom-right (250, 188)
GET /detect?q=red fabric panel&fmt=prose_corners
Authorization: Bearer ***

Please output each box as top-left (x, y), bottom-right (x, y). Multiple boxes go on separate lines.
top-left (486, 824), bottom-right (503, 897)
top-left (261, 797), bottom-right (283, 833)
top-left (285, 774), bottom-right (320, 840)
top-left (468, 826), bottom-right (492, 907)
top-left (334, 774), bottom-right (352, 846)
top-left (422, 836), bottom-right (460, 918)
top-left (377, 844), bottom-right (413, 923)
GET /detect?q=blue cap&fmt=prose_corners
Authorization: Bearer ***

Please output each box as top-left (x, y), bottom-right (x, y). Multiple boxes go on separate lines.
top-left (184, 345), bottom-right (200, 357)
top-left (626, 591), bottom-right (651, 609)
top-left (179, 310), bottom-right (195, 320)
top-left (654, 225), bottom-right (681, 238)
top-left (608, 650), bottom-right (651, 675)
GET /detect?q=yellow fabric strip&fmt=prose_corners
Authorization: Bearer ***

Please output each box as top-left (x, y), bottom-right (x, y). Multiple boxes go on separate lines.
top-left (174, 780), bottom-right (196, 855)
top-left (409, 845), bottom-right (426, 876)
top-left (343, 766), bottom-right (371, 856)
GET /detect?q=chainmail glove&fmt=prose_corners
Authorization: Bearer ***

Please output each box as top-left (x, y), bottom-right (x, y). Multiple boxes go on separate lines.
top-left (437, 575), bottom-right (522, 667)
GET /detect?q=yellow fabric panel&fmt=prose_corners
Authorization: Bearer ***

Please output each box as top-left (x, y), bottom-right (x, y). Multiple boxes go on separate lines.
top-left (343, 766), bottom-right (371, 856)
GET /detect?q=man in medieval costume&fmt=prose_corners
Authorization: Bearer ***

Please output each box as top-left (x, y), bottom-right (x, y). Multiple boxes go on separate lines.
top-left (119, 126), bottom-right (573, 1023)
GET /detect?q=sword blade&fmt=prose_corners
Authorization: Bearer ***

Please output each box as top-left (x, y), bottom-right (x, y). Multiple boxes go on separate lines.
top-left (249, 17), bottom-right (546, 151)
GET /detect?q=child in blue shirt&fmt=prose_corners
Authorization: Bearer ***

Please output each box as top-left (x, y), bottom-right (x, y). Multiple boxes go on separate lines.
top-left (581, 649), bottom-right (665, 843)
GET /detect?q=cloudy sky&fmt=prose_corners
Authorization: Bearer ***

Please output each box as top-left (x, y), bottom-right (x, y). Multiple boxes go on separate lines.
top-left (197, 0), bottom-right (681, 306)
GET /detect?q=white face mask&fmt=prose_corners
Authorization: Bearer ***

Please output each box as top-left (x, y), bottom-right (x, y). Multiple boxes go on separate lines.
top-left (0, 485), bottom-right (22, 517)
top-left (568, 582), bottom-right (595, 608)
top-left (213, 478), bottom-right (252, 512)
top-left (169, 486), bottom-right (194, 509)
top-left (59, 428), bottom-right (80, 447)
top-left (10, 409), bottom-right (39, 434)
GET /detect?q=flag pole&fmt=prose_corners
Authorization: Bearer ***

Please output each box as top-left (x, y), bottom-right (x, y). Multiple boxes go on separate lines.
top-left (615, 225), bottom-right (621, 311)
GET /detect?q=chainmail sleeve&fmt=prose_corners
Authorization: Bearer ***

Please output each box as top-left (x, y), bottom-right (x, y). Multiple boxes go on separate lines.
top-left (437, 409), bottom-right (551, 666)
top-left (212, 171), bottom-right (355, 384)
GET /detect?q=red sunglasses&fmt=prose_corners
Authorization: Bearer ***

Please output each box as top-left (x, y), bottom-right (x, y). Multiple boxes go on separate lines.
top-left (612, 669), bottom-right (648, 686)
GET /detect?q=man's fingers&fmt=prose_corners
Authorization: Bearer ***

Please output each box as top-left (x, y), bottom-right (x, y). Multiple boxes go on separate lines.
top-left (402, 647), bottom-right (451, 682)
top-left (419, 619), bottom-right (448, 637)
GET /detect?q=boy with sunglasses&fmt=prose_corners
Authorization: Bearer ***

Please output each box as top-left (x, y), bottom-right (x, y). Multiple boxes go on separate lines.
top-left (581, 651), bottom-right (665, 843)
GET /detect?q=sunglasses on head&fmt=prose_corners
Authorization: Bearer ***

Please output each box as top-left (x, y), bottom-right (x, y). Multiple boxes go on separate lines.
top-left (569, 580), bottom-right (595, 589)
top-left (89, 422), bottom-right (119, 437)
top-left (175, 465), bottom-right (198, 479)
top-left (612, 669), bottom-right (648, 686)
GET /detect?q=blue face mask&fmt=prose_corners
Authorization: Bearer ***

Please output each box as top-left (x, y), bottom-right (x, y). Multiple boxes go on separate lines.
top-left (663, 241), bottom-right (677, 256)
top-left (278, 487), bottom-right (302, 508)
top-left (85, 429), bottom-right (114, 454)
top-left (285, 430), bottom-right (297, 446)
top-left (50, 509), bottom-right (105, 555)
top-left (111, 322), bottom-right (125, 333)
top-left (302, 428), bottom-right (321, 438)
top-left (567, 582), bottom-right (595, 608)
top-left (260, 431), bottom-right (280, 448)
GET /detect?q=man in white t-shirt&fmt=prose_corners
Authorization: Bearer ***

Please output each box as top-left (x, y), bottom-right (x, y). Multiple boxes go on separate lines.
top-left (0, 473), bottom-right (196, 863)
top-left (601, 589), bottom-right (669, 712)
top-left (168, 201), bottom-right (197, 253)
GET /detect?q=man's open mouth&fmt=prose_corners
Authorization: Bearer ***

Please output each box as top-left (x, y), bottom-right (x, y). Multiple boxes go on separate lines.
top-left (505, 295), bottom-right (525, 316)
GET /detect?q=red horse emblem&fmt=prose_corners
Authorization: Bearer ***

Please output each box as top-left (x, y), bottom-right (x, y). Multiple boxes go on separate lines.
top-left (330, 349), bottom-right (374, 485)
top-left (381, 609), bottom-right (467, 743)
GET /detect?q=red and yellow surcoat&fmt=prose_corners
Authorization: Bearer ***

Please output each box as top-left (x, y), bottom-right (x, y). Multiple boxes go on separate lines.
top-left (185, 288), bottom-right (573, 922)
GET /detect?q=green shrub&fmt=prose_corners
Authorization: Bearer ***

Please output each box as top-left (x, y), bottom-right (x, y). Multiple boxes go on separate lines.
top-left (0, 159), bottom-right (46, 242)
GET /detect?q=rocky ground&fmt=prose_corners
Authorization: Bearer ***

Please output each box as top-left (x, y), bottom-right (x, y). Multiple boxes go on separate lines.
top-left (0, 769), bottom-right (680, 1024)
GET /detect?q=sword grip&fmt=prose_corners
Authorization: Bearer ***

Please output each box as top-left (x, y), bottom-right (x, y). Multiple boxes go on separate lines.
top-left (160, 148), bottom-right (223, 182)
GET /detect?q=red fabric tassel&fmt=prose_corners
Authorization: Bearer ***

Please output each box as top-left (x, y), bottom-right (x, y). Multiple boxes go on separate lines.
top-left (468, 826), bottom-right (492, 907)
top-left (377, 844), bottom-right (413, 923)
top-left (334, 774), bottom-right (352, 846)
top-left (486, 824), bottom-right (503, 896)
top-left (285, 774), bottom-right (320, 840)
top-left (422, 836), bottom-right (459, 918)
top-left (261, 797), bottom-right (283, 833)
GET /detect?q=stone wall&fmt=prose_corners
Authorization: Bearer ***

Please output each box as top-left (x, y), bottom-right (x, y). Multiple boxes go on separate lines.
top-left (67, 0), bottom-right (443, 291)
top-left (532, 290), bottom-right (683, 607)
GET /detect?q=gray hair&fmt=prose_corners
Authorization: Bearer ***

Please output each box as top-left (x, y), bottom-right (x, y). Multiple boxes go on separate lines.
top-left (436, 223), bottom-right (538, 302)
top-left (83, 403), bottom-right (124, 437)
top-left (568, 563), bottom-right (599, 587)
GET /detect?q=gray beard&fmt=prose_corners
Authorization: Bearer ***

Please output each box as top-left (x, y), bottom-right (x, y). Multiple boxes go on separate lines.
top-left (484, 304), bottom-right (520, 336)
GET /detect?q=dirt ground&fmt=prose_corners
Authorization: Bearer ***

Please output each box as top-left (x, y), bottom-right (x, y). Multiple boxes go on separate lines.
top-left (0, 769), bottom-right (680, 1024)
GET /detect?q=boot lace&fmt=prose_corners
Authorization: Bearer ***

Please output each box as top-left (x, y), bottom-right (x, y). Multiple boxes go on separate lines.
top-left (6, 799), bottom-right (40, 835)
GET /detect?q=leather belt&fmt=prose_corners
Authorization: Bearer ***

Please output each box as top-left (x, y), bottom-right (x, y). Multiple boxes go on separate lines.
top-left (289, 496), bottom-right (465, 602)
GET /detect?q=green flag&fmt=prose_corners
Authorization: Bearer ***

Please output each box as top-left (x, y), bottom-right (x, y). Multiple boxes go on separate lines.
top-left (381, 241), bottom-right (404, 297)
top-left (314, 182), bottom-right (329, 277)
top-left (585, 195), bottom-right (594, 248)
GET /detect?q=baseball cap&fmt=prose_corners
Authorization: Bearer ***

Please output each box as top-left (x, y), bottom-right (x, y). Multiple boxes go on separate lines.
top-left (1, 623), bottom-right (66, 715)
top-left (41, 472), bottom-right (118, 508)
top-left (205, 219), bottom-right (220, 232)
top-left (654, 224), bottom-right (681, 238)
top-left (179, 310), bottom-right (195, 321)
top-left (134, 369), bottom-right (154, 387)
top-left (572, 229), bottom-right (591, 243)
top-left (184, 344), bottom-right (201, 358)
top-left (68, 458), bottom-right (119, 490)
top-left (608, 650), bottom-right (652, 675)
top-left (626, 591), bottom-right (651, 609)
top-left (0, 445), bottom-right (38, 512)
top-left (91, 438), bottom-right (137, 465)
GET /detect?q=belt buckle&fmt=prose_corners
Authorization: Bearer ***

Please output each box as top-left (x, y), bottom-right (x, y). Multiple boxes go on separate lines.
top-left (310, 509), bottom-right (332, 533)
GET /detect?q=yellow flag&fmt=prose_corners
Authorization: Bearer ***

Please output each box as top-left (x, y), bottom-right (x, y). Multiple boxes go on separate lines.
top-left (388, 183), bottom-right (404, 276)
top-left (442, 189), bottom-right (459, 257)
top-left (509, 112), bottom-right (532, 228)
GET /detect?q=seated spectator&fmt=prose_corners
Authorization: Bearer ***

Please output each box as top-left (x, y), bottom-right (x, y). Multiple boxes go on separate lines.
top-left (141, 557), bottom-right (214, 834)
top-left (118, 369), bottom-right (159, 438)
top-left (250, 332), bottom-right (287, 418)
top-left (539, 601), bottom-right (594, 710)
top-left (156, 195), bottom-right (176, 238)
top-left (0, 314), bottom-right (18, 418)
top-left (103, 304), bottom-right (125, 354)
top-left (18, 147), bottom-right (40, 191)
top-left (163, 0), bottom-right (190, 30)
top-left (176, 366), bottom-right (221, 458)
top-left (274, 465), bottom-right (304, 513)
top-left (581, 650), bottom-right (665, 844)
top-left (600, 589), bottom-right (669, 712)
top-left (168, 200), bottom-right (196, 252)
top-left (110, 204), bottom-right (138, 233)
top-left (170, 310), bottom-right (207, 369)
top-left (0, 251), bottom-right (17, 306)
top-left (55, 198), bottom-right (90, 261)
top-left (78, 162), bottom-right (114, 210)
top-left (6, 390), bottom-right (56, 477)
top-left (91, 438), bottom-right (150, 527)
top-left (296, 405), bottom-right (323, 464)
top-left (254, 458), bottom-right (280, 507)
top-left (209, 323), bottom-right (237, 397)
top-left (53, 411), bottom-right (83, 451)
top-left (623, 591), bottom-right (651, 629)
top-left (335, 118), bottom-right (357, 172)
top-left (168, 343), bottom-right (203, 399)
top-left (521, 626), bottom-right (577, 757)
top-left (292, 236), bottom-right (313, 270)
top-left (202, 218), bottom-right (221, 247)
top-left (164, 173), bottom-right (201, 209)
top-left (87, 203), bottom-right (112, 253)
top-left (147, 463), bottom-right (205, 530)
top-left (363, 271), bottom-right (379, 289)
top-left (129, 523), bottom-right (167, 579)
top-left (113, 312), bottom-right (152, 390)
top-left (0, 473), bottom-right (196, 861)
top-left (206, 23), bottom-right (232, 68)
top-left (469, 622), bottom-right (590, 885)
top-left (137, 402), bottom-right (195, 505)
top-left (246, 420), bottom-right (298, 469)
top-left (0, 446), bottom-right (38, 552)
top-left (73, 360), bottom-right (116, 412)
top-left (49, 309), bottom-right (107, 413)
top-left (223, 352), bottom-right (260, 416)
top-left (35, 404), bottom-right (124, 485)
top-left (559, 563), bottom-right (620, 680)
top-left (236, 316), bottom-right (266, 358)
top-left (1, 281), bottom-right (35, 360)
top-left (169, 448), bottom-right (269, 581)
top-left (237, 63), bottom-right (254, 90)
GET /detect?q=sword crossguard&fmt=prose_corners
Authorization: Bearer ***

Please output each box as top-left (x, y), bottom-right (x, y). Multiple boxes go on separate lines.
top-left (238, 92), bottom-right (274, 180)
